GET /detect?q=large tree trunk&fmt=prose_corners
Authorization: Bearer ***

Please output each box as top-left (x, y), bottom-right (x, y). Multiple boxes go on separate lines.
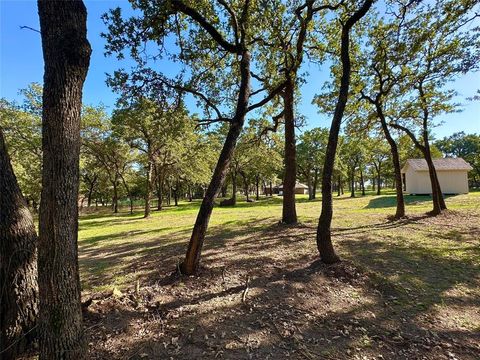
top-left (282, 76), bottom-right (298, 224)
top-left (317, 0), bottom-right (373, 263)
top-left (255, 175), bottom-right (260, 201)
top-left (37, 1), bottom-right (91, 358)
top-left (0, 130), bottom-right (39, 360)
top-left (377, 106), bottom-right (405, 218)
top-left (180, 51), bottom-right (251, 275)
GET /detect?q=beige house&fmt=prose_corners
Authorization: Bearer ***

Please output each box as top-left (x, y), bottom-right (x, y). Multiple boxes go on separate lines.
top-left (278, 182), bottom-right (309, 195)
top-left (401, 158), bottom-right (472, 195)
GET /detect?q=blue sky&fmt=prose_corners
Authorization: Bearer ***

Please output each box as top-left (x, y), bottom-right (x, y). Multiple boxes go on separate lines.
top-left (1, 0), bottom-right (479, 139)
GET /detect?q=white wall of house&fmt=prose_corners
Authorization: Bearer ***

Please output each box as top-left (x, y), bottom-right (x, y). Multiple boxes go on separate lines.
top-left (404, 168), bottom-right (469, 194)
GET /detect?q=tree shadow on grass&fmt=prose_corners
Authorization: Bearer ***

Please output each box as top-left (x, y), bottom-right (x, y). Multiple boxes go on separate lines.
top-left (78, 207), bottom-right (480, 359)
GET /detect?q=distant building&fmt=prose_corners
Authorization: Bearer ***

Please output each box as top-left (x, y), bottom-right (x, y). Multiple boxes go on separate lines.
top-left (401, 158), bottom-right (472, 195)
top-left (276, 182), bottom-right (309, 195)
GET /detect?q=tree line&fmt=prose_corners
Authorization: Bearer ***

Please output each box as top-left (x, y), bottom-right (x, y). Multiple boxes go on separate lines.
top-left (1, 0), bottom-right (479, 359)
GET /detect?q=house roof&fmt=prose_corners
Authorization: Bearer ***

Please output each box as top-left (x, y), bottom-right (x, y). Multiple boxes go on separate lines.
top-left (277, 182), bottom-right (309, 189)
top-left (402, 158), bottom-right (473, 173)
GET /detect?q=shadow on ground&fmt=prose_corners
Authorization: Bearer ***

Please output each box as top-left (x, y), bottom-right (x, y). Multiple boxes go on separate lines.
top-left (80, 210), bottom-right (480, 359)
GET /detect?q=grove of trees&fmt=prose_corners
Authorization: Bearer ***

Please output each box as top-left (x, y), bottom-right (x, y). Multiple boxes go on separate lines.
top-left (1, 0), bottom-right (479, 358)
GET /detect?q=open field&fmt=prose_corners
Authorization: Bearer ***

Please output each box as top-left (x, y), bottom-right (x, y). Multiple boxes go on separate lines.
top-left (79, 191), bottom-right (480, 359)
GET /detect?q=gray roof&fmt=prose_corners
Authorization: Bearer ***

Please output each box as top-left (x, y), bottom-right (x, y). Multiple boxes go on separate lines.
top-left (277, 182), bottom-right (309, 189)
top-left (402, 158), bottom-right (473, 172)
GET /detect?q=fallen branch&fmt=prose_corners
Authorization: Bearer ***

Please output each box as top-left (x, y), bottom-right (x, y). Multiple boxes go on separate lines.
top-left (242, 275), bottom-right (250, 303)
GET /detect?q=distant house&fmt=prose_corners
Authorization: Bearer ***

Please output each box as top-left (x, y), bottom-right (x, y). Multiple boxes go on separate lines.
top-left (277, 182), bottom-right (309, 195)
top-left (401, 158), bottom-right (472, 195)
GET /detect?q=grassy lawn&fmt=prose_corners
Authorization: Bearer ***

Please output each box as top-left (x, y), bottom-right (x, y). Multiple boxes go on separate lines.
top-left (79, 191), bottom-right (480, 359)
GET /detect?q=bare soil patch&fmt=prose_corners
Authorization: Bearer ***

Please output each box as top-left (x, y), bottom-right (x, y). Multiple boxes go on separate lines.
top-left (82, 211), bottom-right (480, 359)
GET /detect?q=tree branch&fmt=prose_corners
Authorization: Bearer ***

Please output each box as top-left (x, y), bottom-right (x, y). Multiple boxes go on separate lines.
top-left (171, 0), bottom-right (241, 54)
top-left (247, 81), bottom-right (286, 113)
top-left (389, 122), bottom-right (424, 149)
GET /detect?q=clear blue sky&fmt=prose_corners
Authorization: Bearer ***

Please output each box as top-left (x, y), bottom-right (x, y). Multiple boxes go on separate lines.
top-left (1, 0), bottom-right (479, 139)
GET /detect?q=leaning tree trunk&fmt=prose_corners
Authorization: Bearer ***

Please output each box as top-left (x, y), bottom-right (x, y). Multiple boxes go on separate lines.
top-left (428, 153), bottom-right (446, 210)
top-left (37, 1), bottom-right (91, 358)
top-left (86, 176), bottom-right (96, 207)
top-left (180, 51), bottom-right (251, 275)
top-left (317, 0), bottom-right (373, 263)
top-left (378, 107), bottom-right (405, 218)
top-left (0, 129), bottom-right (39, 360)
top-left (422, 144), bottom-right (445, 215)
top-left (282, 76), bottom-right (298, 224)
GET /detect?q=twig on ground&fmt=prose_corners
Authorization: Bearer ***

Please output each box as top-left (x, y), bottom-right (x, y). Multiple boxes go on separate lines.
top-left (242, 275), bottom-right (250, 303)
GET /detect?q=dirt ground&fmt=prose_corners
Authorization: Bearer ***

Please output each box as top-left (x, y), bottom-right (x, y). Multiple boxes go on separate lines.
top-left (82, 210), bottom-right (480, 360)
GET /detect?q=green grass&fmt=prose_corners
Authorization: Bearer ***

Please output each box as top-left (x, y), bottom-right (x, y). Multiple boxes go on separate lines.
top-left (78, 190), bottom-right (480, 303)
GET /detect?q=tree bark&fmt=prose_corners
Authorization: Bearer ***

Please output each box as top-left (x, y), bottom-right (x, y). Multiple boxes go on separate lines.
top-left (144, 159), bottom-right (152, 217)
top-left (316, 0), bottom-right (373, 263)
top-left (337, 175), bottom-right (341, 197)
top-left (173, 179), bottom-right (179, 206)
top-left (360, 167), bottom-right (365, 196)
top-left (157, 169), bottom-right (163, 211)
top-left (423, 142), bottom-right (445, 215)
top-left (231, 170), bottom-right (237, 205)
top-left (282, 76), bottom-right (298, 224)
top-left (312, 168), bottom-right (319, 199)
top-left (255, 175), bottom-right (260, 200)
top-left (180, 51), bottom-right (251, 275)
top-left (377, 106), bottom-right (405, 218)
top-left (112, 178), bottom-right (119, 213)
top-left (37, 1), bottom-right (91, 358)
top-left (377, 173), bottom-right (381, 195)
top-left (306, 171), bottom-right (313, 200)
top-left (0, 129), bottom-right (39, 360)
top-left (350, 170), bottom-right (355, 198)
top-left (85, 174), bottom-right (97, 207)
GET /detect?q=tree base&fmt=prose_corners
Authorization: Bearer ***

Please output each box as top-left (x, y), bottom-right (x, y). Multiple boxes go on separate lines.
top-left (320, 254), bottom-right (341, 264)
